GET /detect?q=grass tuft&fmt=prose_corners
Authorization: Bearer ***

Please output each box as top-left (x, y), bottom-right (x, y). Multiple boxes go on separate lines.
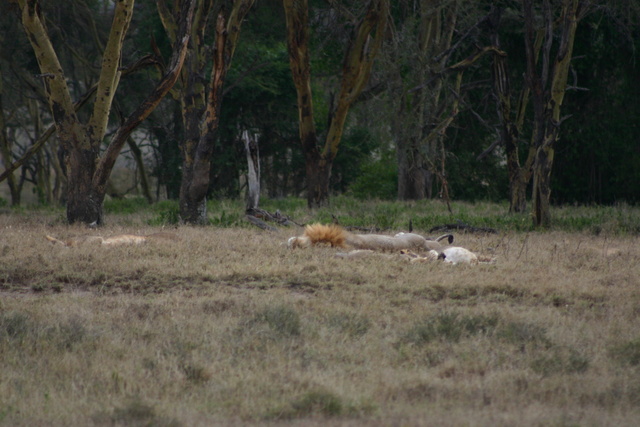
top-left (267, 389), bottom-right (346, 420)
top-left (251, 304), bottom-right (301, 337)
top-left (402, 312), bottom-right (499, 345)
top-left (3, 201), bottom-right (640, 425)
top-left (530, 346), bottom-right (590, 376)
top-left (497, 320), bottom-right (551, 349)
top-left (55, 316), bottom-right (88, 351)
top-left (609, 339), bottom-right (640, 366)
top-left (0, 311), bottom-right (32, 341)
top-left (327, 312), bottom-right (371, 337)
top-left (93, 397), bottom-right (181, 427)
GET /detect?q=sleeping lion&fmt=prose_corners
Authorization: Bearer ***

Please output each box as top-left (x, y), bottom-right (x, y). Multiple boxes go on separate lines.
top-left (288, 223), bottom-right (480, 265)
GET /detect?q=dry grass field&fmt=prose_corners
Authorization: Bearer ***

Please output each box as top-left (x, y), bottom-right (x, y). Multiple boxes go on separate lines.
top-left (1, 202), bottom-right (640, 426)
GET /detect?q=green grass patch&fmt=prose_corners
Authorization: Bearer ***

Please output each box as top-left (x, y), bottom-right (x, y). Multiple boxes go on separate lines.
top-left (104, 196), bottom-right (150, 214)
top-left (15, 195), bottom-right (640, 234)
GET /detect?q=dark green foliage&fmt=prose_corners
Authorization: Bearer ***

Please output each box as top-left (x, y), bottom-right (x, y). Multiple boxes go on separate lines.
top-left (147, 201), bottom-right (180, 226)
top-left (331, 127), bottom-right (381, 194)
top-left (552, 13), bottom-right (640, 205)
top-left (349, 151), bottom-right (398, 200)
top-left (104, 197), bottom-right (150, 214)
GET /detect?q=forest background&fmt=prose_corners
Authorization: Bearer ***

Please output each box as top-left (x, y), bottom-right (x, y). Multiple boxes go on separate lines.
top-left (1, 0), bottom-right (639, 226)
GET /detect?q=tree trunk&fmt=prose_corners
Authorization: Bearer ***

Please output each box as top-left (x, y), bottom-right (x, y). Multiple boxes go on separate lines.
top-left (306, 156), bottom-right (332, 208)
top-left (66, 147), bottom-right (103, 225)
top-left (490, 9), bottom-right (530, 213)
top-left (0, 62), bottom-right (21, 206)
top-left (284, 0), bottom-right (388, 208)
top-left (397, 143), bottom-right (429, 200)
top-left (525, 0), bottom-right (581, 227)
top-left (532, 139), bottom-right (554, 227)
top-left (18, 0), bottom-right (194, 225)
top-left (243, 130), bottom-right (260, 211)
top-left (393, 0), bottom-right (458, 201)
top-left (158, 0), bottom-right (255, 224)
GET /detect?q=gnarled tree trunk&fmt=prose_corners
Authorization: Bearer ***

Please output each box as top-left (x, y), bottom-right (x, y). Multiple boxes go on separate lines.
top-left (393, 0), bottom-right (459, 201)
top-left (159, 0), bottom-right (255, 224)
top-left (284, 0), bottom-right (388, 208)
top-left (524, 0), bottom-right (583, 227)
top-left (18, 0), bottom-right (194, 225)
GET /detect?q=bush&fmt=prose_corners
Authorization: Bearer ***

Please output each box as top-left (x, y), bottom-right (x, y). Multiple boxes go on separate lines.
top-left (349, 153), bottom-right (397, 200)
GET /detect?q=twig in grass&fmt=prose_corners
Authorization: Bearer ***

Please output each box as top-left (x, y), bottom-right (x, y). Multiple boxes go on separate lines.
top-left (245, 208), bottom-right (302, 230)
top-left (429, 222), bottom-right (498, 234)
top-left (516, 233), bottom-right (530, 262)
top-left (245, 215), bottom-right (279, 231)
top-left (331, 215), bottom-right (383, 233)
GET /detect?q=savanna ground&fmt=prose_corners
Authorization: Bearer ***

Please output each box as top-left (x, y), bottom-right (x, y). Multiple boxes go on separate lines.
top-left (1, 197), bottom-right (640, 426)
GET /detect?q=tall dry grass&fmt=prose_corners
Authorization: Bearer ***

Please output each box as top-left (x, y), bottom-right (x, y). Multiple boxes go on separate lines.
top-left (1, 207), bottom-right (640, 426)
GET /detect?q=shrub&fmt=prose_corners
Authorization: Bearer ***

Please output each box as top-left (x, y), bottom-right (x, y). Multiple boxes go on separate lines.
top-left (148, 201), bottom-right (180, 226)
top-left (349, 154), bottom-right (397, 200)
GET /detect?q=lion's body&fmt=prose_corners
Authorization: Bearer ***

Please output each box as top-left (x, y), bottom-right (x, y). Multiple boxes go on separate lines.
top-left (288, 224), bottom-right (449, 252)
top-left (46, 232), bottom-right (179, 247)
top-left (288, 224), bottom-right (484, 265)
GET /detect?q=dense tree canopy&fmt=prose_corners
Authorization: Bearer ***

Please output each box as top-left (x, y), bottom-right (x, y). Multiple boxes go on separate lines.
top-left (1, 0), bottom-right (639, 225)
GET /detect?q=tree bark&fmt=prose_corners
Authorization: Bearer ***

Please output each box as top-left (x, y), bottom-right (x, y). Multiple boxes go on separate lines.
top-left (66, 147), bottom-right (102, 225)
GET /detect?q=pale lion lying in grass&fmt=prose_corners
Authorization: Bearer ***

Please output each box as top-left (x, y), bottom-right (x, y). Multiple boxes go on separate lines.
top-left (288, 224), bottom-right (481, 265)
top-left (46, 232), bottom-right (179, 247)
